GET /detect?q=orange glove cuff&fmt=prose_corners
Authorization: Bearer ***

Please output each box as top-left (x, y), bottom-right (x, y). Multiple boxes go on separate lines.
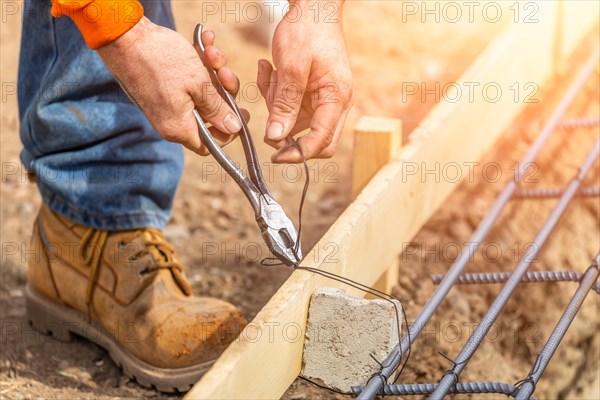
top-left (51, 0), bottom-right (144, 49)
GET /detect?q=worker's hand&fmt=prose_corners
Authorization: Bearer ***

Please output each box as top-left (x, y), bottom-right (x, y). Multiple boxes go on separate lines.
top-left (258, 0), bottom-right (353, 163)
top-left (97, 17), bottom-right (249, 155)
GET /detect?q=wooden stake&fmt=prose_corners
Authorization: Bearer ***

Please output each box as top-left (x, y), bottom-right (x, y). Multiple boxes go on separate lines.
top-left (353, 117), bottom-right (402, 295)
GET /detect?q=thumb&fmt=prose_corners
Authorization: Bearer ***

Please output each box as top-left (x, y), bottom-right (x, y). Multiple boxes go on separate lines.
top-left (265, 64), bottom-right (309, 142)
top-left (191, 78), bottom-right (242, 135)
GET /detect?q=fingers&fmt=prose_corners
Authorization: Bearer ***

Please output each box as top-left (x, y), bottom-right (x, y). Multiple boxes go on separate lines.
top-left (190, 30), bottom-right (242, 136)
top-left (258, 60), bottom-right (287, 151)
top-left (217, 67), bottom-right (239, 96)
top-left (190, 84), bottom-right (241, 136)
top-left (258, 59), bottom-right (309, 146)
top-left (264, 137), bottom-right (288, 151)
top-left (190, 108), bottom-right (251, 156)
top-left (203, 44), bottom-right (226, 69)
top-left (257, 59), bottom-right (273, 105)
top-left (314, 103), bottom-right (350, 159)
top-left (264, 58), bottom-right (310, 144)
top-left (196, 126), bottom-right (237, 156)
top-left (201, 30), bottom-right (215, 47)
top-left (258, 58), bottom-right (347, 162)
top-left (271, 101), bottom-right (344, 163)
top-left (202, 30), bottom-right (239, 95)
top-left (264, 113), bottom-right (309, 150)
top-left (196, 125), bottom-right (238, 156)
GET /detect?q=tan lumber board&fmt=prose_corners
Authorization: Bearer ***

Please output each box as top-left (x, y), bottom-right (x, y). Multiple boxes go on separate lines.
top-left (352, 117), bottom-right (403, 199)
top-left (353, 117), bottom-right (403, 295)
top-left (557, 0), bottom-right (599, 59)
top-left (186, 3), bottom-right (596, 399)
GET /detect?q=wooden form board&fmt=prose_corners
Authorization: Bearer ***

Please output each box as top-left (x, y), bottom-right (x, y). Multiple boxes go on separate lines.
top-left (186, 3), bottom-right (597, 399)
top-left (352, 117), bottom-right (403, 295)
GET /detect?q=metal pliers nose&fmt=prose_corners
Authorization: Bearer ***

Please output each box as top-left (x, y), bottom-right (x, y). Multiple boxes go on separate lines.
top-left (192, 24), bottom-right (302, 266)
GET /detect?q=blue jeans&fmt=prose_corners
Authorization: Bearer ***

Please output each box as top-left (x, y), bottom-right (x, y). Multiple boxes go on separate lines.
top-left (18, 0), bottom-right (183, 230)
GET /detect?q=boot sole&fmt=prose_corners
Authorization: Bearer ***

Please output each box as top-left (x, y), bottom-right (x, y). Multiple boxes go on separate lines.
top-left (26, 284), bottom-right (213, 393)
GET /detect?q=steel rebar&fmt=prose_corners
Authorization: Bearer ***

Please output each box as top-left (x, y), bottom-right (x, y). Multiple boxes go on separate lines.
top-left (514, 186), bottom-right (600, 198)
top-left (431, 137), bottom-right (600, 399)
top-left (558, 116), bottom-right (600, 130)
top-left (353, 381), bottom-right (533, 398)
top-left (356, 47), bottom-right (600, 400)
top-left (431, 270), bottom-right (600, 294)
top-left (513, 253), bottom-right (600, 399)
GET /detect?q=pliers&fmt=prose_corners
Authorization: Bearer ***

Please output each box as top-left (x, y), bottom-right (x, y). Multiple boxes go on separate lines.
top-left (192, 24), bottom-right (302, 266)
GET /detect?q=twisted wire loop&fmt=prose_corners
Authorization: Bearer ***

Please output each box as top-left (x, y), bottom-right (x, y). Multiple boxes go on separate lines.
top-left (557, 116), bottom-right (600, 130)
top-left (512, 376), bottom-right (537, 398)
top-left (352, 381), bottom-right (535, 399)
top-left (436, 352), bottom-right (466, 394)
top-left (431, 271), bottom-right (600, 294)
top-left (512, 354), bottom-right (544, 398)
top-left (514, 186), bottom-right (600, 198)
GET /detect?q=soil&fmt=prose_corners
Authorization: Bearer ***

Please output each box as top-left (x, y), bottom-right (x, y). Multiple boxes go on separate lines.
top-left (1, 1), bottom-right (598, 400)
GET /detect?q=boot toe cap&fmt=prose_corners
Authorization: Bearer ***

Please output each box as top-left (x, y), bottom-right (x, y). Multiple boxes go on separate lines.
top-left (144, 298), bottom-right (247, 369)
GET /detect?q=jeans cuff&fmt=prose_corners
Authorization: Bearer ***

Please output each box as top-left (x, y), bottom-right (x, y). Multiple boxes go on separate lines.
top-left (40, 188), bottom-right (169, 231)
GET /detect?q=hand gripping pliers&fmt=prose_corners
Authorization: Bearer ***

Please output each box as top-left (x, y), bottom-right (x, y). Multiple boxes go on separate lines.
top-left (192, 24), bottom-right (302, 266)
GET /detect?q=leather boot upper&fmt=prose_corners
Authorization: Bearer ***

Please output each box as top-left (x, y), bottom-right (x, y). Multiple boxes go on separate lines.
top-left (29, 205), bottom-right (247, 368)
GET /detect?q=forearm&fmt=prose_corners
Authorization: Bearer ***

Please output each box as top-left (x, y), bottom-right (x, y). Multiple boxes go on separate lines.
top-left (51, 0), bottom-right (143, 49)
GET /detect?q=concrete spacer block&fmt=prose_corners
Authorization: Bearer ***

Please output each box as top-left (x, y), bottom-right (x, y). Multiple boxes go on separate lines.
top-left (300, 287), bottom-right (402, 393)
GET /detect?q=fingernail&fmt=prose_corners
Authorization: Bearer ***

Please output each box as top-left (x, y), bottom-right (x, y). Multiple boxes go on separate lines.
top-left (267, 122), bottom-right (284, 140)
top-left (224, 113), bottom-right (242, 133)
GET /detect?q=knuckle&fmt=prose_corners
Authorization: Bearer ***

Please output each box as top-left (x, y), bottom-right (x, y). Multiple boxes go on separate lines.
top-left (312, 130), bottom-right (333, 151)
top-left (320, 133), bottom-right (333, 149)
top-left (327, 70), bottom-right (353, 101)
top-left (272, 97), bottom-right (299, 117)
top-left (336, 80), bottom-right (354, 105)
top-left (199, 97), bottom-right (224, 120)
top-left (281, 63), bottom-right (304, 81)
top-left (280, 84), bottom-right (304, 106)
top-left (319, 146), bottom-right (337, 159)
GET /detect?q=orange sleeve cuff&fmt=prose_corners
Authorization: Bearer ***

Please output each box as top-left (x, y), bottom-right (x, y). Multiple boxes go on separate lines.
top-left (51, 0), bottom-right (144, 49)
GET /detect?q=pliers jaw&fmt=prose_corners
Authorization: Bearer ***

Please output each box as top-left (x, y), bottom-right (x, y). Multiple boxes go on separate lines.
top-left (256, 195), bottom-right (302, 266)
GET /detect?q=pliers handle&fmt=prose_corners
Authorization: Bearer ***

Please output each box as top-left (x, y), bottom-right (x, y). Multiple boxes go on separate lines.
top-left (192, 24), bottom-right (302, 266)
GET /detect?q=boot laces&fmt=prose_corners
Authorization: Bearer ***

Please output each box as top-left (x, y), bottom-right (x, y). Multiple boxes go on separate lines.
top-left (79, 229), bottom-right (109, 322)
top-left (80, 228), bottom-right (191, 322)
top-left (127, 228), bottom-right (191, 296)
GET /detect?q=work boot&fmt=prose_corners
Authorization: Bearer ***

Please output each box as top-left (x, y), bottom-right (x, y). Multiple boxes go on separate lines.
top-left (26, 204), bottom-right (247, 392)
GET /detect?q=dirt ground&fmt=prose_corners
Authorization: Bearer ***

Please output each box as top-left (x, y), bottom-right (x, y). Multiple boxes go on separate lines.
top-left (1, 1), bottom-right (598, 399)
